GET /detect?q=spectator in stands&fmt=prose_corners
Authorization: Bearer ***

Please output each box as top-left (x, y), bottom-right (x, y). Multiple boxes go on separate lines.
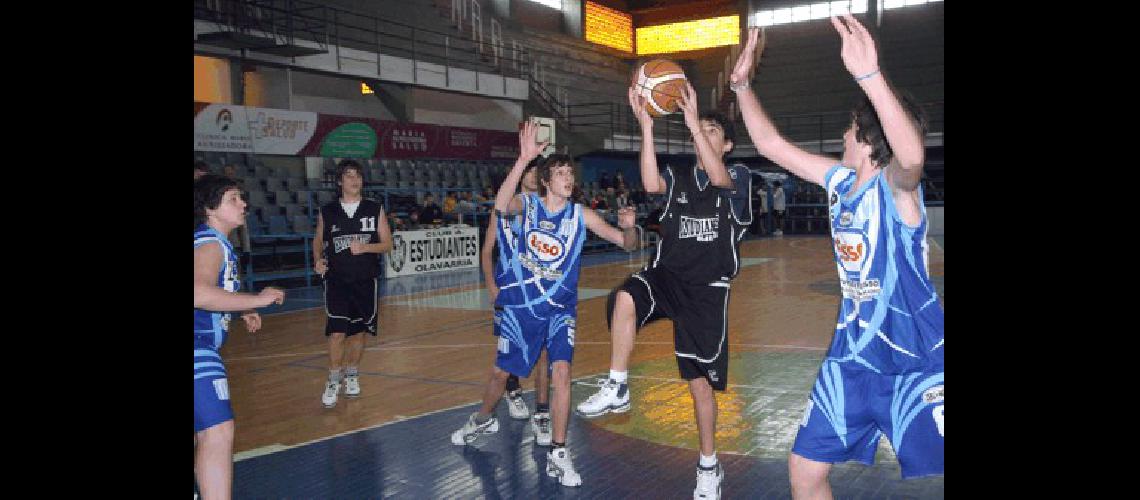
top-left (571, 185), bottom-right (587, 205)
top-left (604, 187), bottom-right (618, 210)
top-left (388, 211), bottom-right (405, 232)
top-left (420, 193), bottom-right (444, 225)
top-left (406, 208), bottom-right (424, 230)
top-left (591, 193), bottom-right (608, 210)
top-left (457, 191), bottom-right (477, 214)
top-left (195, 161), bottom-right (211, 180)
top-left (442, 192), bottom-right (459, 223)
top-left (222, 164), bottom-right (245, 187)
top-left (615, 189), bottom-right (629, 209)
top-left (478, 187), bottom-right (494, 203)
top-left (615, 171), bottom-right (626, 191)
top-left (599, 171), bottom-right (612, 190)
top-left (772, 180), bottom-right (786, 236)
top-left (752, 182), bottom-right (769, 235)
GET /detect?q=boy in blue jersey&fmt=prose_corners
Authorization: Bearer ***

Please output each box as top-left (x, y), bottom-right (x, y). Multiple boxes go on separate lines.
top-left (479, 160), bottom-right (555, 436)
top-left (451, 120), bottom-right (641, 488)
top-left (194, 174), bottom-right (285, 500)
top-left (730, 16), bottom-right (943, 497)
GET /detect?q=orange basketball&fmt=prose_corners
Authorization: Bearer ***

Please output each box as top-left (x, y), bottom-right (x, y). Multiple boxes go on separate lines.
top-left (632, 59), bottom-right (687, 118)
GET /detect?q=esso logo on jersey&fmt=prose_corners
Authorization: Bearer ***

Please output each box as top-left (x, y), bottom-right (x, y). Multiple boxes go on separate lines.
top-left (834, 231), bottom-right (867, 272)
top-left (527, 231), bottom-right (564, 262)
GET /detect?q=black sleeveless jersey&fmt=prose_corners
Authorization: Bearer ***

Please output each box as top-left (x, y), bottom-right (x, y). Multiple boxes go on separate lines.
top-left (650, 163), bottom-right (752, 285)
top-left (321, 198), bottom-right (384, 281)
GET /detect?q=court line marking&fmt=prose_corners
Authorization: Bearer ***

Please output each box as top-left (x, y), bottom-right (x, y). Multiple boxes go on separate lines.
top-left (227, 342), bottom-right (824, 362)
top-left (928, 236), bottom-right (944, 252)
top-left (234, 371), bottom-right (608, 462)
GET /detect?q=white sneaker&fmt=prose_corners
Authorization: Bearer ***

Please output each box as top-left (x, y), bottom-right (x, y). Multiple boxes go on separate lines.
top-left (531, 412), bottom-right (552, 446)
top-left (450, 413), bottom-right (500, 445)
top-left (321, 379), bottom-right (341, 408)
top-left (576, 378), bottom-right (630, 418)
top-left (546, 447), bottom-right (582, 487)
top-left (504, 390), bottom-right (530, 420)
top-left (693, 463), bottom-right (723, 500)
top-left (345, 375), bottom-right (361, 397)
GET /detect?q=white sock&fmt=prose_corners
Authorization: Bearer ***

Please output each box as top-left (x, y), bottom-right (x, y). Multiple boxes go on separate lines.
top-left (345, 366), bottom-right (359, 377)
top-left (699, 452), bottom-right (718, 468)
top-left (610, 370), bottom-right (628, 384)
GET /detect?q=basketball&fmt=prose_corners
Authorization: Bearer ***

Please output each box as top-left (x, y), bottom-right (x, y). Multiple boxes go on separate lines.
top-left (632, 59), bottom-right (687, 117)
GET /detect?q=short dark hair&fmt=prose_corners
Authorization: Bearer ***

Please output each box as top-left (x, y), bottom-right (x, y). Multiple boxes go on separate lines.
top-left (537, 154), bottom-right (574, 196)
top-left (194, 160), bottom-right (210, 173)
top-left (336, 159), bottom-right (365, 193)
top-left (698, 112), bottom-right (735, 155)
top-left (851, 89), bottom-right (928, 168)
top-left (194, 174), bottom-right (242, 228)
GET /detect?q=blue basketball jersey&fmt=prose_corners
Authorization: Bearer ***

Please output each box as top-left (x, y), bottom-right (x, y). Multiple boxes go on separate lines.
top-left (822, 166), bottom-right (944, 375)
top-left (194, 224), bottom-right (240, 349)
top-left (493, 193), bottom-right (586, 313)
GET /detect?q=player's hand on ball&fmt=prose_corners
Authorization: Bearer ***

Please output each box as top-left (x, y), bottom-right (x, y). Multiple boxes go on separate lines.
top-left (617, 207), bottom-right (637, 229)
top-left (314, 258), bottom-right (328, 275)
top-left (350, 241), bottom-right (367, 255)
top-left (627, 87), bottom-right (653, 129)
top-left (259, 287), bottom-right (285, 306)
top-left (678, 81), bottom-right (701, 130)
top-left (241, 311), bottom-right (263, 333)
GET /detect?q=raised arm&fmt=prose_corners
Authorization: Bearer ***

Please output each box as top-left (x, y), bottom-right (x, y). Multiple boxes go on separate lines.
top-left (628, 87), bottom-right (668, 193)
top-left (832, 13), bottom-right (925, 191)
top-left (495, 119), bottom-right (548, 214)
top-left (731, 27), bottom-right (836, 187)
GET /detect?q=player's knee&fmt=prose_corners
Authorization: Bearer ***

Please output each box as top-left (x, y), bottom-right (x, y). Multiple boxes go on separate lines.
top-left (549, 361), bottom-right (570, 385)
top-left (491, 366), bottom-right (512, 383)
top-left (788, 453), bottom-right (829, 491)
top-left (608, 290), bottom-right (635, 326)
top-left (328, 332), bottom-right (346, 343)
top-left (688, 377), bottom-right (713, 398)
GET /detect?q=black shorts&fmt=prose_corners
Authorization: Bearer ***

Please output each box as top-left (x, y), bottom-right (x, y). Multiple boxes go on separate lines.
top-left (324, 277), bottom-right (379, 337)
top-left (607, 266), bottom-right (731, 391)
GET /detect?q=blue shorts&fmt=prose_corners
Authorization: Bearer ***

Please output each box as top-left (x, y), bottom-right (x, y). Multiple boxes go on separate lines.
top-left (493, 305), bottom-right (575, 377)
top-left (194, 345), bottom-right (233, 432)
top-left (792, 360), bottom-right (944, 479)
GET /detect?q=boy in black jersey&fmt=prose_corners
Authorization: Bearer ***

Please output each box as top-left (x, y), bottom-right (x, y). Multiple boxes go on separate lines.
top-left (577, 82), bottom-right (752, 500)
top-left (312, 160), bottom-right (394, 408)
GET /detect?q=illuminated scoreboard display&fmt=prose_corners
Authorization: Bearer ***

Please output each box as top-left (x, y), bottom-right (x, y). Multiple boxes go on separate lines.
top-left (635, 15), bottom-right (740, 55)
top-left (585, 1), bottom-right (633, 53)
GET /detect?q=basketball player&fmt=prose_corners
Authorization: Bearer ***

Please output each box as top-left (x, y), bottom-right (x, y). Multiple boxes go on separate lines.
top-left (729, 19), bottom-right (944, 497)
top-left (312, 159), bottom-right (393, 408)
top-left (577, 81), bottom-right (753, 500)
top-left (452, 120), bottom-right (641, 488)
top-left (479, 158), bottom-right (554, 443)
top-left (194, 174), bottom-right (285, 499)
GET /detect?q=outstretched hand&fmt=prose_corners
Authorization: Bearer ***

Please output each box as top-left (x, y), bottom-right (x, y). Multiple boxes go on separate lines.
top-left (518, 119), bottom-right (550, 161)
top-left (729, 27), bottom-right (765, 89)
top-left (831, 13), bottom-right (878, 79)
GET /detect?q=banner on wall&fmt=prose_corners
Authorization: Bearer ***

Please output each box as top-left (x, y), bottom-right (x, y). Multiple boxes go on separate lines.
top-left (193, 103), bottom-right (318, 154)
top-left (384, 226), bottom-right (481, 278)
top-left (195, 102), bottom-right (519, 160)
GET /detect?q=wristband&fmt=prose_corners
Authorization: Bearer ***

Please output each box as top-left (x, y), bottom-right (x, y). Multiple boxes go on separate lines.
top-left (855, 68), bottom-right (880, 82)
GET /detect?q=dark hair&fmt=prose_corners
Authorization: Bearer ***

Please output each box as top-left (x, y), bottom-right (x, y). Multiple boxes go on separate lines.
top-left (537, 154), bottom-right (574, 196)
top-left (194, 174), bottom-right (242, 228)
top-left (698, 112), bottom-right (736, 155)
top-left (336, 159), bottom-right (365, 192)
top-left (851, 90), bottom-right (928, 168)
top-left (194, 160), bottom-right (210, 173)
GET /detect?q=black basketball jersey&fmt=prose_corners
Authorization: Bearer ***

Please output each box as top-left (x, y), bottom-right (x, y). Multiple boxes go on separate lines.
top-left (650, 163), bottom-right (752, 285)
top-left (321, 198), bottom-right (384, 281)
